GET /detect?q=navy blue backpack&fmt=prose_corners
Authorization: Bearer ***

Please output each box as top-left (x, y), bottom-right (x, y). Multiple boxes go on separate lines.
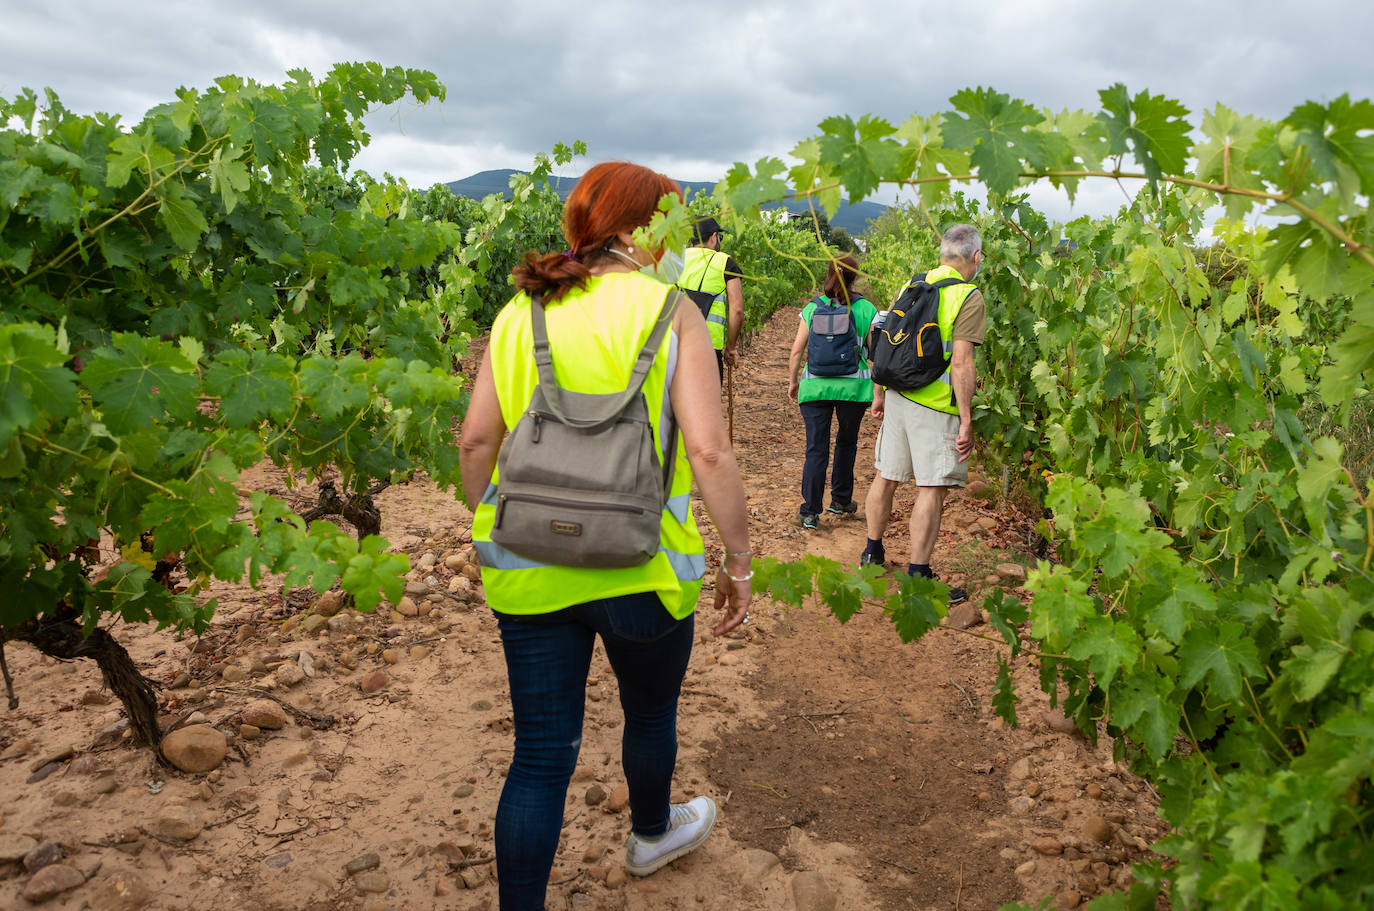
top-left (806, 296), bottom-right (860, 377)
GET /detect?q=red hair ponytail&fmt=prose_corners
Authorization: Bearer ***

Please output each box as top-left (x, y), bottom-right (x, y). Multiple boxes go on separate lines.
top-left (513, 162), bottom-right (681, 303)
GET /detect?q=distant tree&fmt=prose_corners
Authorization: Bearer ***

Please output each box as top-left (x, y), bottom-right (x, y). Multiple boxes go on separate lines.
top-left (830, 227), bottom-right (859, 254)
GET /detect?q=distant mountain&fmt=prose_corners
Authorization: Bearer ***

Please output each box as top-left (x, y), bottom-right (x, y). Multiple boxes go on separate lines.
top-left (443, 169), bottom-right (887, 236)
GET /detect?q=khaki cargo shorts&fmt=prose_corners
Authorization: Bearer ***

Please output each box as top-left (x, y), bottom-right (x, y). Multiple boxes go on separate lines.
top-left (873, 392), bottom-right (967, 486)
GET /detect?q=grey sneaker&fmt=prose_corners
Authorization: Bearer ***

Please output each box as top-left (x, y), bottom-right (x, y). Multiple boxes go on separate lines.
top-left (624, 796), bottom-right (717, 876)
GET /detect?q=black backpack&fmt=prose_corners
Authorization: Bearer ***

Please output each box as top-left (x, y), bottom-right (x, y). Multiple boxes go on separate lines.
top-left (868, 273), bottom-right (972, 391)
top-left (806, 295), bottom-right (861, 377)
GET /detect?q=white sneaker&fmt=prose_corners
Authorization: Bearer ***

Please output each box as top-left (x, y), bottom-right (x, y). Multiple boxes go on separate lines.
top-left (623, 796), bottom-right (718, 876)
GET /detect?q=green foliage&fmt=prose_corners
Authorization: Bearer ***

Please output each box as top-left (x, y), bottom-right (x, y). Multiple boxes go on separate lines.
top-left (720, 87), bottom-right (1374, 909)
top-left (0, 65), bottom-right (459, 637)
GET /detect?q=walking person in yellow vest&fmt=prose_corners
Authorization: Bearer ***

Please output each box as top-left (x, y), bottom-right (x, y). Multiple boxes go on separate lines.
top-left (859, 224), bottom-right (987, 604)
top-left (459, 162), bottom-right (753, 910)
top-left (678, 216), bottom-right (745, 380)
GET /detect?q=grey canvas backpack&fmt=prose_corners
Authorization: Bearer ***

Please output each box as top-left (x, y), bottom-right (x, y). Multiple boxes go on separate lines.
top-left (488, 289), bottom-right (682, 568)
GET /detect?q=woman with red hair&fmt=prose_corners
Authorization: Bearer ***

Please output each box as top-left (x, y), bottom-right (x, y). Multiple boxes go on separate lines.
top-left (459, 161), bottom-right (753, 910)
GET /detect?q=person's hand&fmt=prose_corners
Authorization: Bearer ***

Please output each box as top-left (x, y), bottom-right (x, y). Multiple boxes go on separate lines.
top-left (723, 345), bottom-right (738, 367)
top-left (713, 561), bottom-right (752, 635)
top-left (870, 387), bottom-right (885, 420)
top-left (956, 420), bottom-right (973, 462)
top-left (787, 378), bottom-right (799, 402)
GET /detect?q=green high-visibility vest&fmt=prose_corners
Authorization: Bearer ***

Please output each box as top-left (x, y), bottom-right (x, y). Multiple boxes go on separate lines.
top-left (471, 272), bottom-right (706, 619)
top-left (898, 264), bottom-right (977, 415)
top-left (679, 247), bottom-right (730, 349)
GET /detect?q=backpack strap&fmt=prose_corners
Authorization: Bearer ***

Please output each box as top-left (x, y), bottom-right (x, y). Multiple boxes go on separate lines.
top-left (529, 289), bottom-right (682, 430)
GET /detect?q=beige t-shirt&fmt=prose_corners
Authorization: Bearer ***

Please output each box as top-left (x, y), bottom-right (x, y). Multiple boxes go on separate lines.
top-left (951, 289), bottom-right (986, 344)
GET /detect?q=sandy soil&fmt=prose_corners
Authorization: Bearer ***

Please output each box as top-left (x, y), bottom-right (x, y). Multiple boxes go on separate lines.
top-left (0, 306), bottom-right (1165, 910)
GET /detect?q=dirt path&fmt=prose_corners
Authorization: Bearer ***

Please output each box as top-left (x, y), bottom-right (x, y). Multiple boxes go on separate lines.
top-left (0, 306), bottom-right (1164, 910)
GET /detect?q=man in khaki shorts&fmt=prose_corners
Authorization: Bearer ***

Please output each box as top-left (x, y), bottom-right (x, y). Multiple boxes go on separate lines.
top-left (859, 224), bottom-right (986, 604)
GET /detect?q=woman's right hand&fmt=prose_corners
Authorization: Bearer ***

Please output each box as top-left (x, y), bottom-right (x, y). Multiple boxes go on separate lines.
top-left (712, 562), bottom-right (752, 635)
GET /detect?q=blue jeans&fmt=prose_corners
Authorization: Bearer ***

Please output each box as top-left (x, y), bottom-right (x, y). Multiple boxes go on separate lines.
top-left (493, 592), bottom-right (695, 911)
top-left (800, 399), bottom-right (869, 515)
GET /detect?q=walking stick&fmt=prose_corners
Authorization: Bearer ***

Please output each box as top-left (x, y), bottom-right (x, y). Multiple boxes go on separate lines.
top-left (726, 360), bottom-right (735, 444)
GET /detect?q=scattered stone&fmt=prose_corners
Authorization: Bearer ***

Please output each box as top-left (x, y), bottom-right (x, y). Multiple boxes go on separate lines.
top-left (976, 516), bottom-right (999, 533)
top-left (355, 872), bottom-right (390, 893)
top-left (277, 663), bottom-right (307, 688)
top-left (1009, 796), bottom-right (1036, 815)
top-left (161, 725), bottom-right (228, 773)
top-left (1, 738), bottom-right (33, 759)
top-left (996, 562), bottom-right (1028, 584)
top-left (469, 699), bottom-right (492, 711)
top-left (153, 804), bottom-right (204, 841)
top-left (581, 844), bottom-right (604, 863)
top-left (299, 614), bottom-right (329, 637)
top-left (1015, 859), bottom-right (1036, 876)
top-left (1008, 757), bottom-right (1032, 781)
top-left (22, 840), bottom-right (64, 873)
top-left (409, 645), bottom-right (432, 661)
top-left (239, 724), bottom-right (262, 741)
top-left (89, 872), bottom-right (151, 910)
top-left (327, 613), bottom-right (356, 633)
top-left (462, 564), bottom-right (481, 582)
top-left (1030, 836), bottom-right (1064, 856)
top-left (265, 852), bottom-right (293, 869)
top-left (220, 665), bottom-right (248, 684)
top-left (790, 870), bottom-right (838, 911)
top-left (241, 699), bottom-right (287, 730)
top-left (313, 590), bottom-right (347, 617)
top-left (444, 553), bottom-right (467, 573)
top-left (0, 834), bottom-right (40, 863)
top-left (585, 785), bottom-right (606, 806)
top-left (1025, 781), bottom-right (1043, 798)
top-left (22, 863), bottom-right (85, 902)
top-left (742, 848), bottom-right (781, 880)
top-left (1084, 815), bottom-right (1114, 844)
top-left (397, 597), bottom-right (419, 617)
top-left (27, 761), bottom-right (64, 784)
top-left (382, 649), bottom-right (400, 666)
top-left (606, 867), bottom-right (627, 888)
top-left (452, 784), bottom-right (475, 799)
top-left (92, 776), bottom-right (118, 795)
top-left (607, 784), bottom-right (630, 812)
top-left (346, 853), bottom-right (381, 876)
top-left (1043, 708), bottom-right (1081, 735)
top-left (1085, 783), bottom-right (1103, 800)
top-left (169, 673), bottom-right (192, 690)
top-left (1056, 890), bottom-right (1082, 909)
top-left (459, 866), bottom-right (485, 889)
top-left (946, 603), bottom-right (983, 629)
top-left (80, 688), bottom-right (113, 706)
top-left (360, 671), bottom-right (390, 695)
top-left (405, 580), bottom-right (430, 597)
top-left (434, 876), bottom-right (454, 897)
top-left (67, 755), bottom-right (104, 775)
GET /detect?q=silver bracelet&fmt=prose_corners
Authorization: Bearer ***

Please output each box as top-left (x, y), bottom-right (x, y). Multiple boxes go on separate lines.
top-left (720, 567), bottom-right (754, 582)
top-left (725, 549), bottom-right (754, 558)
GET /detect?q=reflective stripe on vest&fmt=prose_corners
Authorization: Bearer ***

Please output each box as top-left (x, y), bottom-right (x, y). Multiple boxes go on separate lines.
top-left (679, 247), bottom-right (730, 349)
top-left (899, 265), bottom-right (976, 415)
top-left (471, 273), bottom-right (707, 619)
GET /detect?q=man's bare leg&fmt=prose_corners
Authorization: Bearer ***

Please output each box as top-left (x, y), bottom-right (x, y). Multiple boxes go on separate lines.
top-left (908, 485), bottom-right (949, 565)
top-left (865, 475), bottom-right (900, 542)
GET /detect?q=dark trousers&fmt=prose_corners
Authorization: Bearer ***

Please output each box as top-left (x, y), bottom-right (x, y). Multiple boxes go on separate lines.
top-left (799, 400), bottom-right (868, 515)
top-left (493, 592), bottom-right (694, 910)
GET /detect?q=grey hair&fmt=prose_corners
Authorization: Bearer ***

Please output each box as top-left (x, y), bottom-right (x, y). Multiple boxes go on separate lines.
top-left (940, 224), bottom-right (982, 262)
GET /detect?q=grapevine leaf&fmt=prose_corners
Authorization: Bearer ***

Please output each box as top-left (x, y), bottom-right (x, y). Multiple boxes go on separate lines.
top-left (993, 653), bottom-right (1019, 726)
top-left (1283, 95), bottom-right (1374, 198)
top-left (1096, 84), bottom-right (1192, 181)
top-left (820, 560), bottom-right (887, 624)
top-left (157, 182), bottom-right (209, 251)
top-left (340, 535), bottom-right (407, 613)
top-left (0, 324), bottom-right (78, 446)
top-left (1066, 614), bottom-right (1142, 690)
top-left (717, 158), bottom-right (789, 215)
top-left (753, 556), bottom-right (812, 608)
top-left (816, 114), bottom-right (903, 204)
top-left (205, 349), bottom-right (295, 427)
top-left (983, 587), bottom-right (1029, 655)
top-left (885, 573), bottom-right (944, 643)
top-left (1178, 622), bottom-right (1263, 703)
top-left (81, 335), bottom-right (199, 434)
top-left (941, 87), bottom-right (1044, 194)
top-left (1112, 675), bottom-right (1179, 761)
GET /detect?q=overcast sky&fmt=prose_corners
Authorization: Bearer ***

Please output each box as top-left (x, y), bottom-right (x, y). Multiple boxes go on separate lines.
top-left (4, 1), bottom-right (1371, 224)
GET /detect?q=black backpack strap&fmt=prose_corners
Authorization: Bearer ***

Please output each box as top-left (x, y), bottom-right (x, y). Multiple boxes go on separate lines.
top-left (530, 289), bottom-right (681, 429)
